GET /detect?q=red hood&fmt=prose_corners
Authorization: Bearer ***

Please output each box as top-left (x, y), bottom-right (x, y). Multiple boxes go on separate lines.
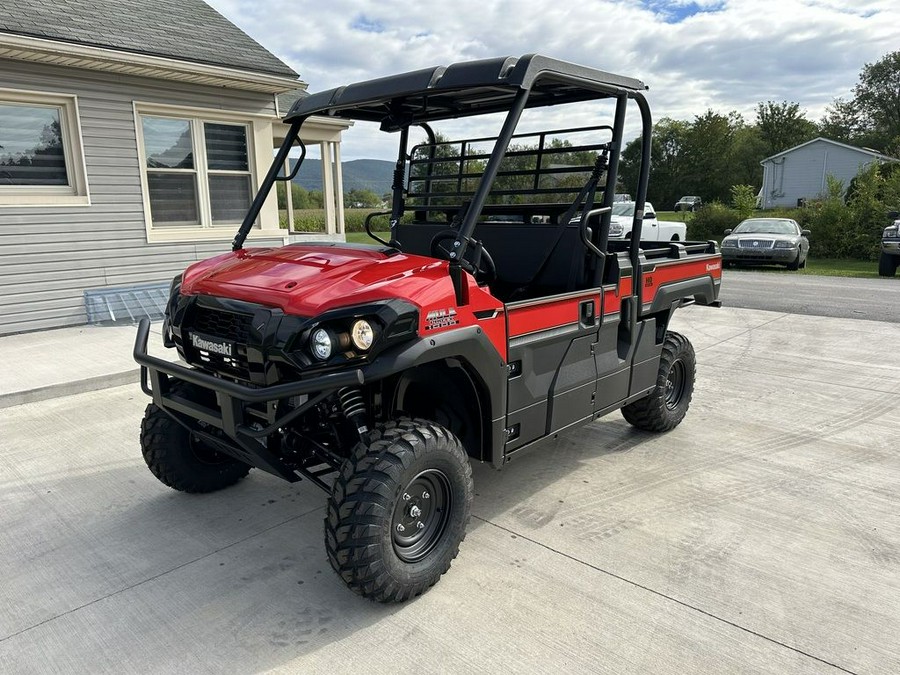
top-left (181, 244), bottom-right (456, 316)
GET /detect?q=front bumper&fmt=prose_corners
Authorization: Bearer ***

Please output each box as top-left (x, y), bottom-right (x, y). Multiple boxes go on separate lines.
top-left (722, 247), bottom-right (798, 264)
top-left (133, 318), bottom-right (364, 482)
top-left (882, 240), bottom-right (900, 256)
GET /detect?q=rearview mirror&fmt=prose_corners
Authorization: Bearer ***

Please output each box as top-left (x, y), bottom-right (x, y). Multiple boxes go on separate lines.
top-left (724, 229), bottom-right (732, 235)
top-left (645, 212), bottom-right (656, 219)
top-left (801, 229), bottom-right (811, 236)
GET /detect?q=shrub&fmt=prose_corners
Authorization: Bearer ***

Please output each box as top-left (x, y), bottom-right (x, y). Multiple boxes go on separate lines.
top-left (730, 185), bottom-right (757, 220)
top-left (687, 202), bottom-right (742, 241)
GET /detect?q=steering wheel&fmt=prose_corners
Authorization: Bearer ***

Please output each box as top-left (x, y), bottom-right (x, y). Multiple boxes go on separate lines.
top-left (429, 230), bottom-right (497, 285)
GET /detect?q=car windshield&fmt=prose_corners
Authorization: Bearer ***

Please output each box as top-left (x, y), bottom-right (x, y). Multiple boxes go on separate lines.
top-left (679, 196), bottom-right (699, 202)
top-left (612, 203), bottom-right (635, 216)
top-left (733, 219), bottom-right (798, 235)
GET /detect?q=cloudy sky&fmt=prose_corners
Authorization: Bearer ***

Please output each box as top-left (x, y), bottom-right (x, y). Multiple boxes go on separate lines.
top-left (208, 0), bottom-right (899, 160)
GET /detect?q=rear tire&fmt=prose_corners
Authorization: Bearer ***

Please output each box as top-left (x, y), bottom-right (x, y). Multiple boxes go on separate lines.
top-left (140, 382), bottom-right (251, 493)
top-left (879, 252), bottom-right (898, 277)
top-left (622, 332), bottom-right (695, 432)
top-left (325, 418), bottom-right (473, 603)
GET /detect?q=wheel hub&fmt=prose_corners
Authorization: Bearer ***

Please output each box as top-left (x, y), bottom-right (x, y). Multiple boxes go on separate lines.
top-left (665, 359), bottom-right (686, 410)
top-left (391, 469), bottom-right (452, 563)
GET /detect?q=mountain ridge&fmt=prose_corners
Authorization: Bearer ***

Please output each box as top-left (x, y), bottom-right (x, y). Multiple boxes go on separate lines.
top-left (290, 158), bottom-right (394, 196)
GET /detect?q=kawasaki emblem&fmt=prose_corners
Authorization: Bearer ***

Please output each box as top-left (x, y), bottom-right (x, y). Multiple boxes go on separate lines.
top-left (190, 333), bottom-right (234, 356)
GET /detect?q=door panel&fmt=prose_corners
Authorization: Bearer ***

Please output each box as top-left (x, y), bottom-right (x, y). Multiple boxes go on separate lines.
top-left (505, 290), bottom-right (600, 452)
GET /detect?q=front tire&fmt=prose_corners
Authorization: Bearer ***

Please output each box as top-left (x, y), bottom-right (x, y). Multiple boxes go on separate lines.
top-left (879, 252), bottom-right (898, 277)
top-left (325, 418), bottom-right (473, 603)
top-left (140, 382), bottom-right (251, 493)
top-left (622, 332), bottom-right (696, 432)
top-left (787, 251), bottom-right (801, 270)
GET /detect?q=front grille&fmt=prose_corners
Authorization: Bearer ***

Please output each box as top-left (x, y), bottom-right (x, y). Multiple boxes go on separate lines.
top-left (739, 239), bottom-right (775, 249)
top-left (185, 306), bottom-right (254, 381)
top-left (191, 306), bottom-right (253, 343)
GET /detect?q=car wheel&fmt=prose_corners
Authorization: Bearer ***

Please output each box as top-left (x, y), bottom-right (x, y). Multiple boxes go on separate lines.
top-left (787, 252), bottom-right (801, 271)
top-left (878, 253), bottom-right (898, 277)
top-left (325, 418), bottom-right (473, 603)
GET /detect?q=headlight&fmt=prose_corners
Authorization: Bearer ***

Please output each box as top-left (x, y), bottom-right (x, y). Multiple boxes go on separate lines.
top-left (609, 222), bottom-right (624, 236)
top-left (884, 227), bottom-right (899, 238)
top-left (350, 319), bottom-right (374, 351)
top-left (774, 240), bottom-right (798, 248)
top-left (310, 328), bottom-right (333, 360)
top-left (721, 239), bottom-right (737, 248)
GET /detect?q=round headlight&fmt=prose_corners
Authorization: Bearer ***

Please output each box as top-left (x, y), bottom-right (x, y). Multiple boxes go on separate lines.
top-left (311, 328), bottom-right (333, 360)
top-left (351, 319), bottom-right (374, 351)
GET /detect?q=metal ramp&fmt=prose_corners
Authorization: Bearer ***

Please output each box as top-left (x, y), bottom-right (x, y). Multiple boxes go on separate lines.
top-left (83, 281), bottom-right (170, 324)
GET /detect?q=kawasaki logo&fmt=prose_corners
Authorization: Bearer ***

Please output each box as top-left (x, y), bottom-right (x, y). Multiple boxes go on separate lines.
top-left (191, 333), bottom-right (233, 356)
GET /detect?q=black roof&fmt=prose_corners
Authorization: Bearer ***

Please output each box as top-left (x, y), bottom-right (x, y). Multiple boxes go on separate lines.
top-left (284, 54), bottom-right (647, 125)
top-left (0, 0), bottom-right (297, 79)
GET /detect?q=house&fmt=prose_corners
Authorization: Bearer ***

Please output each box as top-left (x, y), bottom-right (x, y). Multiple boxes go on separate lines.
top-left (759, 137), bottom-right (898, 209)
top-left (0, 0), bottom-right (350, 335)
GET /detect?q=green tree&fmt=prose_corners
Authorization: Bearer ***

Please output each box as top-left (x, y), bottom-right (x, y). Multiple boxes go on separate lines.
top-left (755, 101), bottom-right (818, 157)
top-left (679, 110), bottom-right (746, 203)
top-left (344, 188), bottom-right (381, 208)
top-left (821, 51), bottom-right (900, 153)
top-left (819, 98), bottom-right (863, 145)
top-left (853, 50), bottom-right (900, 152)
top-left (618, 117), bottom-right (690, 208)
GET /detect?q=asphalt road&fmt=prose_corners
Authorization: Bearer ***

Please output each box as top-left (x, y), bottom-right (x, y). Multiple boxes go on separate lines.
top-left (720, 270), bottom-right (900, 322)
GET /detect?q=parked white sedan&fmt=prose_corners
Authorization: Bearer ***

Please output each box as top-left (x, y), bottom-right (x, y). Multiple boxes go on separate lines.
top-left (721, 218), bottom-right (810, 270)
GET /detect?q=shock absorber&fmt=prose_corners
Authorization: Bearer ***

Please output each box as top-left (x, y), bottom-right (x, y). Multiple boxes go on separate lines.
top-left (337, 387), bottom-right (368, 436)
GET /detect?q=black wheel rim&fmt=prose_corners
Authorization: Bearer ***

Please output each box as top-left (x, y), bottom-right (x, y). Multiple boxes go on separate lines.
top-left (391, 469), bottom-right (452, 563)
top-left (665, 360), bottom-right (686, 410)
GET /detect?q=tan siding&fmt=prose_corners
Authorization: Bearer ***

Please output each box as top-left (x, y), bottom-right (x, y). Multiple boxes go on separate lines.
top-left (0, 58), bottom-right (284, 334)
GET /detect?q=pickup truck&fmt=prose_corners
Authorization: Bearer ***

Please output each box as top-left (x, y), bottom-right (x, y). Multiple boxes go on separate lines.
top-left (879, 219), bottom-right (900, 277)
top-left (609, 201), bottom-right (687, 241)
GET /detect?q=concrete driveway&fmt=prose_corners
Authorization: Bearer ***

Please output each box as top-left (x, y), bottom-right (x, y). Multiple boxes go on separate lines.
top-left (1, 305), bottom-right (898, 674)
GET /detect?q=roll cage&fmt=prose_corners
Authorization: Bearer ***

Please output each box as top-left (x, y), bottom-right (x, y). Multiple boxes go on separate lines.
top-left (232, 53), bottom-right (653, 304)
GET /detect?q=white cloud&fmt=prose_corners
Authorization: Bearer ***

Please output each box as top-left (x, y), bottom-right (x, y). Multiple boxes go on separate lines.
top-left (208, 0), bottom-right (899, 159)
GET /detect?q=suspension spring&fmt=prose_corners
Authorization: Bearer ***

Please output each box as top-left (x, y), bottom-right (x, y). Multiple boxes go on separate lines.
top-left (337, 387), bottom-right (368, 435)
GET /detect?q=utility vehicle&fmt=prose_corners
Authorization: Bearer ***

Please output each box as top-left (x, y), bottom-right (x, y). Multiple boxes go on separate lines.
top-left (134, 54), bottom-right (722, 602)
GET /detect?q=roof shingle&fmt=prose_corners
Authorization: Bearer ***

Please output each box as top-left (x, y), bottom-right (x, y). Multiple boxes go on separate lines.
top-left (0, 0), bottom-right (298, 79)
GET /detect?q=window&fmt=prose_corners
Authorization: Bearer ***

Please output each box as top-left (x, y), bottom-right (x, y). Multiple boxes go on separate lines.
top-left (137, 110), bottom-right (257, 237)
top-left (0, 90), bottom-right (88, 206)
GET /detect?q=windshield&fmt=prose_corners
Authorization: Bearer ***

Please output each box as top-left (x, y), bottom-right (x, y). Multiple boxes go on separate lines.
top-left (733, 219), bottom-right (798, 235)
top-left (612, 202), bottom-right (635, 217)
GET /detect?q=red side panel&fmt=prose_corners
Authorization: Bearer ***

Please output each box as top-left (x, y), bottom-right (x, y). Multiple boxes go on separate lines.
top-left (640, 256), bottom-right (721, 306)
top-left (507, 291), bottom-right (599, 338)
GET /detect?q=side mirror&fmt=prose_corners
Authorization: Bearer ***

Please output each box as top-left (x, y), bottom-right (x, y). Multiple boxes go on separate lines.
top-left (724, 229), bottom-right (733, 235)
top-left (645, 212), bottom-right (656, 219)
top-left (801, 229), bottom-right (811, 236)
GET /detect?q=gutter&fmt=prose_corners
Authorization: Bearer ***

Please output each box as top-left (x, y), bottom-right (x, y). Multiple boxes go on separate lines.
top-left (0, 32), bottom-right (306, 94)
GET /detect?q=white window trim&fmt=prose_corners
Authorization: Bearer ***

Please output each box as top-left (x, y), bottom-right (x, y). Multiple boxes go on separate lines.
top-left (0, 87), bottom-right (90, 207)
top-left (134, 101), bottom-right (283, 244)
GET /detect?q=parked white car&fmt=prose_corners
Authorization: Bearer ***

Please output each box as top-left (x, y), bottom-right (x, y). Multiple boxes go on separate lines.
top-left (608, 201), bottom-right (687, 241)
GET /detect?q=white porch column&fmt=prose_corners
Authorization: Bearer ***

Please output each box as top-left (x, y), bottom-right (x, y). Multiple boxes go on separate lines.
top-left (332, 141), bottom-right (345, 234)
top-left (320, 141), bottom-right (336, 235)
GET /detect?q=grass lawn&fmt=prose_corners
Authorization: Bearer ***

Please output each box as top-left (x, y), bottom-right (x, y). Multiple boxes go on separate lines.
top-left (344, 232), bottom-right (889, 280)
top-left (345, 231), bottom-right (390, 244)
top-left (728, 258), bottom-right (887, 279)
